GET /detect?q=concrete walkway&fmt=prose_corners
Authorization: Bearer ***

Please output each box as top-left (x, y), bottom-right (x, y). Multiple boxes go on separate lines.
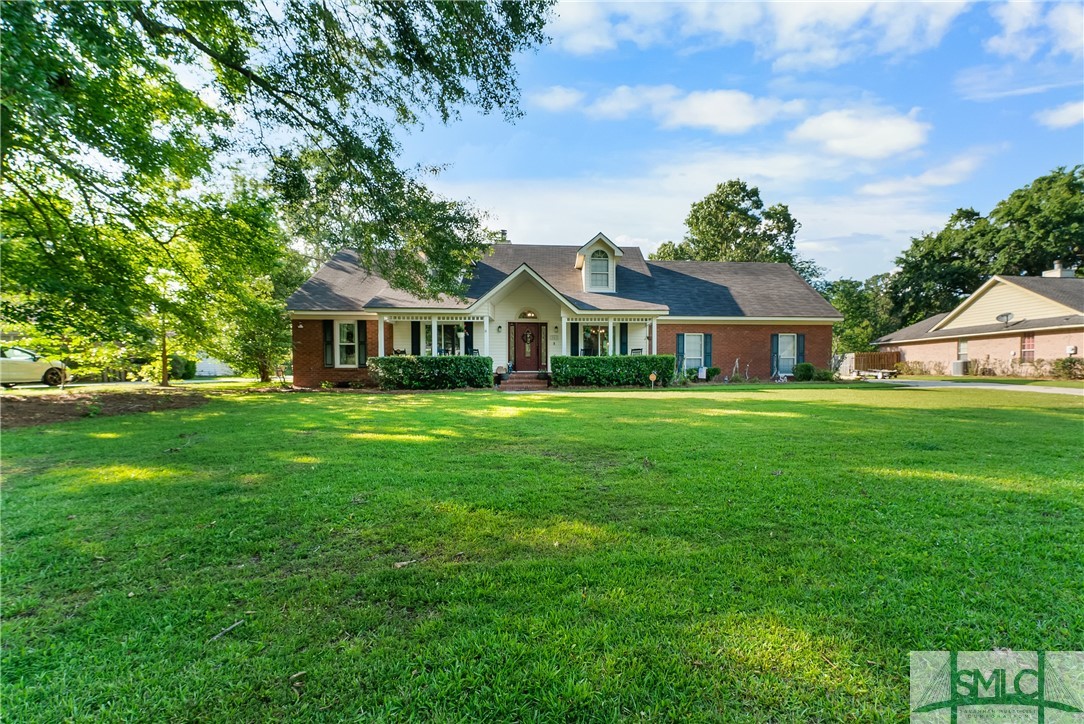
top-left (869, 379), bottom-right (1084, 397)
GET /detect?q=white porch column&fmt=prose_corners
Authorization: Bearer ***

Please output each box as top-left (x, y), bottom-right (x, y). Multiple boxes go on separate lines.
top-left (431, 316), bottom-right (438, 356)
top-left (608, 318), bottom-right (614, 355)
top-left (561, 314), bottom-right (568, 356)
top-left (377, 315), bottom-right (385, 357)
top-left (483, 317), bottom-right (490, 357)
top-left (651, 318), bottom-right (658, 354)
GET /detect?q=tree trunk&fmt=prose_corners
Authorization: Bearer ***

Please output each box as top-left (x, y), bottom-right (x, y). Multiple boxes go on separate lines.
top-left (258, 359), bottom-right (271, 383)
top-left (159, 315), bottom-right (170, 387)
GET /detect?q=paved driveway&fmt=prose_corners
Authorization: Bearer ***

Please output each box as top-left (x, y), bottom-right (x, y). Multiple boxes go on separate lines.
top-left (870, 379), bottom-right (1084, 397)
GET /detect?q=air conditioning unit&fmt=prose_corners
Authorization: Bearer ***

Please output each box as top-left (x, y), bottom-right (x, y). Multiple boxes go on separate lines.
top-left (951, 360), bottom-right (968, 376)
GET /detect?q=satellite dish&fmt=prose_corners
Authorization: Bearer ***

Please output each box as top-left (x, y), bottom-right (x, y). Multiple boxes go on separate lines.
top-left (996, 312), bottom-right (1014, 325)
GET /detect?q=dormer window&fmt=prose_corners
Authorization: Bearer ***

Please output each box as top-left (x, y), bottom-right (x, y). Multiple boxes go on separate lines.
top-left (590, 250), bottom-right (610, 288)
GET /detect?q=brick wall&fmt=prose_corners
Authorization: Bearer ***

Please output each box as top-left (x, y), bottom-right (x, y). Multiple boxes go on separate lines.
top-left (885, 328), bottom-right (1084, 374)
top-left (655, 323), bottom-right (833, 378)
top-left (291, 319), bottom-right (394, 388)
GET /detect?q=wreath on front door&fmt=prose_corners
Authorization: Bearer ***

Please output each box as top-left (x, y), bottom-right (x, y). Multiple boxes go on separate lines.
top-left (521, 329), bottom-right (535, 356)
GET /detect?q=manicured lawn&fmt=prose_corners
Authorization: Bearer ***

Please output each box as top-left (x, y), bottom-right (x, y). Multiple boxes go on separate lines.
top-left (3, 387), bottom-right (1082, 721)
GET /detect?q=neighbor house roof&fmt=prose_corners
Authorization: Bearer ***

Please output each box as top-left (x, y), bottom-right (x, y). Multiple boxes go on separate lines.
top-left (875, 274), bottom-right (1084, 345)
top-left (287, 244), bottom-right (842, 319)
top-left (876, 313), bottom-right (1084, 344)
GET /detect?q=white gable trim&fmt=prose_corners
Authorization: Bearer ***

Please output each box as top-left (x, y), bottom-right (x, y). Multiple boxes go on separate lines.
top-left (575, 232), bottom-right (623, 270)
top-left (931, 275), bottom-right (1079, 332)
top-left (466, 263), bottom-right (577, 313)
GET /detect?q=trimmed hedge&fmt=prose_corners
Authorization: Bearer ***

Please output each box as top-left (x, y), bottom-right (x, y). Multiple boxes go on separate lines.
top-left (793, 362), bottom-right (815, 381)
top-left (550, 355), bottom-right (676, 387)
top-left (367, 356), bottom-right (494, 390)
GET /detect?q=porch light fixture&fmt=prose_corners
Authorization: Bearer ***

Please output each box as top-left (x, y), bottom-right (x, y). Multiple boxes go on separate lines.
top-left (554, 325), bottom-right (559, 333)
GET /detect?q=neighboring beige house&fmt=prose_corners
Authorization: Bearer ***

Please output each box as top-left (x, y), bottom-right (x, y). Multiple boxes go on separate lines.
top-left (875, 262), bottom-right (1083, 375)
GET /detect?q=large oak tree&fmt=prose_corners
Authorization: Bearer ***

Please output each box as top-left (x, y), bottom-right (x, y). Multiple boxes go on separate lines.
top-left (1, 0), bottom-right (553, 346)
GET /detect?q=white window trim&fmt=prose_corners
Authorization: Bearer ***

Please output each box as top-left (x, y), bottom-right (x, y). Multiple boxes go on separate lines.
top-left (684, 332), bottom-right (704, 370)
top-left (581, 325), bottom-right (610, 356)
top-left (586, 249), bottom-right (613, 292)
top-left (335, 321), bottom-right (360, 368)
top-left (777, 333), bottom-right (797, 375)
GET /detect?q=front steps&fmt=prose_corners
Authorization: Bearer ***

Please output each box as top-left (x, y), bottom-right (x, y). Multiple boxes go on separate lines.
top-left (499, 372), bottom-right (551, 392)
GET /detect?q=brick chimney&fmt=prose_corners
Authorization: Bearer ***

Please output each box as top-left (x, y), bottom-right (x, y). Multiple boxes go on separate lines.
top-left (1042, 260), bottom-right (1075, 278)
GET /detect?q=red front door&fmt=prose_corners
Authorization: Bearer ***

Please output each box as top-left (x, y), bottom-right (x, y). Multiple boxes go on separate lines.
top-left (513, 322), bottom-right (542, 371)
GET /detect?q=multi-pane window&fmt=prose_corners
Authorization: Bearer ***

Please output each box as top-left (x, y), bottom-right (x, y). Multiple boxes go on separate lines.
top-left (590, 250), bottom-right (609, 288)
top-left (957, 339), bottom-right (968, 362)
top-left (424, 324), bottom-right (464, 355)
top-left (337, 322), bottom-right (358, 366)
top-left (777, 333), bottom-right (796, 375)
top-left (581, 325), bottom-right (609, 356)
top-left (684, 333), bottom-right (703, 370)
top-left (1021, 333), bottom-right (1035, 362)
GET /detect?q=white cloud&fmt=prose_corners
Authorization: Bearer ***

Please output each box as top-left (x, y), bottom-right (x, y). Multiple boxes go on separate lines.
top-left (659, 91), bottom-right (805, 134)
top-left (985, 1), bottom-right (1045, 60)
top-left (582, 85), bottom-right (802, 134)
top-left (585, 85), bottom-right (680, 119)
top-left (857, 152), bottom-right (990, 196)
top-left (1034, 99), bottom-right (1084, 128)
top-left (426, 142), bottom-right (952, 280)
top-left (789, 107), bottom-right (931, 159)
top-left (1047, 3), bottom-right (1084, 57)
top-left (528, 86), bottom-right (586, 113)
top-left (548, 1), bottom-right (969, 71)
top-left (954, 62), bottom-right (1081, 101)
top-left (984, 1), bottom-right (1084, 60)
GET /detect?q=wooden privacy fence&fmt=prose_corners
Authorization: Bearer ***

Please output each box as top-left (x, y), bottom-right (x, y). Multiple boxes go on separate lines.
top-left (854, 351), bottom-right (901, 370)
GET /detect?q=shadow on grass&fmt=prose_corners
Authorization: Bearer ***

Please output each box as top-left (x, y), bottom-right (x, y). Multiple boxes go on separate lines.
top-left (2, 388), bottom-right (1081, 720)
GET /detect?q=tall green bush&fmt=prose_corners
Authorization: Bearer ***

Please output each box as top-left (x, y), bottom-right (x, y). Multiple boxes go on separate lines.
top-left (792, 362), bottom-right (815, 381)
top-left (367, 356), bottom-right (493, 390)
top-left (549, 355), bottom-right (676, 387)
top-left (1052, 357), bottom-right (1084, 380)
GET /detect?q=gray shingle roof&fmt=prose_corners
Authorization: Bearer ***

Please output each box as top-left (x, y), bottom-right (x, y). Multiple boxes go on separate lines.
top-left (877, 314), bottom-right (1084, 344)
top-left (1001, 276), bottom-right (1084, 313)
top-left (287, 245), bottom-right (842, 319)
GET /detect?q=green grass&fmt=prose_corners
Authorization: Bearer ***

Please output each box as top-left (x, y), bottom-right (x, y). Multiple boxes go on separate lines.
top-left (3, 387), bottom-right (1082, 721)
top-left (899, 375), bottom-right (1084, 389)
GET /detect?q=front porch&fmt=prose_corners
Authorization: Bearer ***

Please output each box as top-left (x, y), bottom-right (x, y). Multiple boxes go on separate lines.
top-left (372, 312), bottom-right (662, 373)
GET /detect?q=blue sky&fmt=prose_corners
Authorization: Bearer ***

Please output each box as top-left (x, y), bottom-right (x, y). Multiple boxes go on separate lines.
top-left (396, 1), bottom-right (1083, 281)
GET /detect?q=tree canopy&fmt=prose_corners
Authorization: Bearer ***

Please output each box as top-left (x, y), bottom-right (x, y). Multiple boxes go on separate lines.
top-left (1, 0), bottom-right (554, 350)
top-left (889, 165), bottom-right (1083, 325)
top-left (650, 179), bottom-right (824, 283)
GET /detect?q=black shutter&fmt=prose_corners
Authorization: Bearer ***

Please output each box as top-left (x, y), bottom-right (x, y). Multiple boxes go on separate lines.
top-left (797, 333), bottom-right (806, 364)
top-left (619, 323), bottom-right (628, 355)
top-left (323, 320), bottom-right (334, 367)
top-left (770, 333), bottom-right (779, 376)
top-left (570, 323), bottom-right (579, 356)
top-left (704, 333), bottom-right (712, 368)
top-left (411, 321), bottom-right (421, 355)
top-left (676, 333), bottom-right (685, 371)
top-left (358, 320), bottom-right (367, 367)
top-left (464, 322), bottom-right (474, 354)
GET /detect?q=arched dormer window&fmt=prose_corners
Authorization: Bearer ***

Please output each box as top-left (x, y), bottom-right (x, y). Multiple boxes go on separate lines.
top-left (590, 249), bottom-right (609, 288)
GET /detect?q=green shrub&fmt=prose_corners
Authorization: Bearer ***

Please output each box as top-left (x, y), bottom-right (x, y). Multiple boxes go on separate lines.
top-left (812, 368), bottom-right (836, 382)
top-left (367, 355), bottom-right (494, 390)
top-left (549, 355), bottom-right (676, 387)
top-left (793, 362), bottom-right (815, 381)
top-left (1052, 356), bottom-right (1084, 380)
top-left (706, 366), bottom-right (721, 380)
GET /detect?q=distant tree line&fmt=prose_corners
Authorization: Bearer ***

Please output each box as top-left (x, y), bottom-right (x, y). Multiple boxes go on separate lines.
top-left (651, 167), bottom-right (1083, 354)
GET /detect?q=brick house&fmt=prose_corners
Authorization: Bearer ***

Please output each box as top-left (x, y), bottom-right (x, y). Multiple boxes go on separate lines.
top-left (874, 263), bottom-right (1083, 375)
top-left (286, 233), bottom-right (841, 387)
